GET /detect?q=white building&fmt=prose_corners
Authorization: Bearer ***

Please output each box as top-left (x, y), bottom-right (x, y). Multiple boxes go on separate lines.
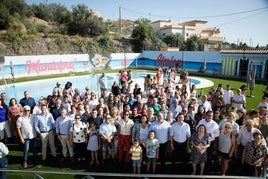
top-left (151, 20), bottom-right (223, 51)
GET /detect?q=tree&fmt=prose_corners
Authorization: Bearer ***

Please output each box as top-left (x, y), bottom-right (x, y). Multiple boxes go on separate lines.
top-left (96, 35), bottom-right (114, 52)
top-left (31, 3), bottom-right (53, 22)
top-left (47, 3), bottom-right (72, 24)
top-left (162, 33), bottom-right (184, 48)
top-left (0, 4), bottom-right (11, 30)
top-left (185, 34), bottom-right (203, 51)
top-left (131, 18), bottom-right (164, 52)
top-left (1, 0), bottom-right (31, 17)
top-left (0, 0), bottom-right (32, 30)
top-left (67, 4), bottom-right (108, 37)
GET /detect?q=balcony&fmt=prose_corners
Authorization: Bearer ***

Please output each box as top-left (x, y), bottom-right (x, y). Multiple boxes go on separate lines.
top-left (201, 36), bottom-right (223, 42)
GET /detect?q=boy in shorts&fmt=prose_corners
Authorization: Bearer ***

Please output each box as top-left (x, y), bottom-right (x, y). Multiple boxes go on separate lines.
top-left (130, 139), bottom-right (143, 174)
top-left (146, 130), bottom-right (159, 173)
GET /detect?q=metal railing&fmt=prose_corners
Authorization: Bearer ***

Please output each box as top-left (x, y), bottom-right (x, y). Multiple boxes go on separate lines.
top-left (0, 169), bottom-right (266, 179)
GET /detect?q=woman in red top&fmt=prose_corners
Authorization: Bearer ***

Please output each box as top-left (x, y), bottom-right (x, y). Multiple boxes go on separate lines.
top-left (8, 98), bottom-right (22, 141)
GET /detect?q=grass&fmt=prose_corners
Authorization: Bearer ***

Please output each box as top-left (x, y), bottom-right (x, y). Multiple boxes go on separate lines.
top-left (199, 75), bottom-right (266, 110)
top-left (5, 69), bottom-right (267, 178)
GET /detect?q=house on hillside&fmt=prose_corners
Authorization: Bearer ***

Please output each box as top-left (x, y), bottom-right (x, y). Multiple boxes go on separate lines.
top-left (151, 20), bottom-right (223, 52)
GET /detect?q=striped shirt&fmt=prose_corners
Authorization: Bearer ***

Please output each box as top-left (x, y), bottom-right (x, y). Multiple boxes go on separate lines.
top-left (130, 145), bottom-right (142, 160)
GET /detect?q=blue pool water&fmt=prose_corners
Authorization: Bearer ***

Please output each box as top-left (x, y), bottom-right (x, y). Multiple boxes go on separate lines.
top-left (1, 72), bottom-right (201, 102)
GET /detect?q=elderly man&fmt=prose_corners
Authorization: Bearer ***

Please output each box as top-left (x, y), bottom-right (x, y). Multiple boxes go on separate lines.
top-left (17, 105), bottom-right (37, 168)
top-left (219, 111), bottom-right (239, 134)
top-left (170, 113), bottom-right (191, 165)
top-left (55, 108), bottom-right (74, 162)
top-left (149, 112), bottom-right (171, 166)
top-left (237, 119), bottom-right (265, 154)
top-left (99, 114), bottom-right (117, 163)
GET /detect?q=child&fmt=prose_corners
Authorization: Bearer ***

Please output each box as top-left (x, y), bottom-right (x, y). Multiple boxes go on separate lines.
top-left (130, 139), bottom-right (143, 174)
top-left (145, 130), bottom-right (159, 173)
top-left (87, 122), bottom-right (100, 165)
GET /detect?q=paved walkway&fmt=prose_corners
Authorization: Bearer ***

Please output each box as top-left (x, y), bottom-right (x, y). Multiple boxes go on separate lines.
top-left (129, 75), bottom-right (214, 93)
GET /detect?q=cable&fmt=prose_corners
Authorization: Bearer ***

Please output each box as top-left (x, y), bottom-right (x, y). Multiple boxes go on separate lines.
top-left (121, 6), bottom-right (268, 20)
top-left (216, 9), bottom-right (268, 27)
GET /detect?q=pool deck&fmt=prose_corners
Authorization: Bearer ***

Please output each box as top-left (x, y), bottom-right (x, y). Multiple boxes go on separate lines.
top-left (129, 75), bottom-right (214, 93)
top-left (188, 76), bottom-right (214, 89)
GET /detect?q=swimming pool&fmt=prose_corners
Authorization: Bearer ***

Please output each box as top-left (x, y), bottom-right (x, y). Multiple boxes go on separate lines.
top-left (0, 72), bottom-right (213, 102)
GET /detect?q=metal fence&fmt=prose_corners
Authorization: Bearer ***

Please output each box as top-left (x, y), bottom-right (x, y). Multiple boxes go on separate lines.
top-left (1, 169), bottom-right (266, 179)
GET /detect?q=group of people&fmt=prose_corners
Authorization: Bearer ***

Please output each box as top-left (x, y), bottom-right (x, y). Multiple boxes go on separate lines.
top-left (0, 68), bottom-right (267, 177)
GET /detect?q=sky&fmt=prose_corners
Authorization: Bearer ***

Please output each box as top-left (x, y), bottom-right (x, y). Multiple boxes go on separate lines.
top-left (25, 0), bottom-right (268, 47)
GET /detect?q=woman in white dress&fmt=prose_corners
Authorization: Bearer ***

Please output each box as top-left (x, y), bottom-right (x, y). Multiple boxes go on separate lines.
top-left (87, 122), bottom-right (100, 165)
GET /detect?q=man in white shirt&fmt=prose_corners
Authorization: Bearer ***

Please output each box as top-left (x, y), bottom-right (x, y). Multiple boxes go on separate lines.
top-left (237, 119), bottom-right (264, 149)
top-left (219, 112), bottom-right (239, 134)
top-left (17, 105), bottom-right (38, 169)
top-left (149, 112), bottom-right (171, 166)
top-left (169, 99), bottom-right (182, 119)
top-left (197, 94), bottom-right (212, 112)
top-left (223, 84), bottom-right (234, 115)
top-left (99, 115), bottom-right (117, 162)
top-left (170, 113), bottom-right (191, 164)
top-left (232, 89), bottom-right (246, 110)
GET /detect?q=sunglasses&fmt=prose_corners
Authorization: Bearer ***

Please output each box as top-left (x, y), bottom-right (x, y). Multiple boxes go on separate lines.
top-left (24, 110), bottom-right (30, 112)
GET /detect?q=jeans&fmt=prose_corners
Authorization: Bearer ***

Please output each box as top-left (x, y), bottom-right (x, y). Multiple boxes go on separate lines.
top-left (23, 138), bottom-right (38, 162)
top-left (0, 157), bottom-right (8, 179)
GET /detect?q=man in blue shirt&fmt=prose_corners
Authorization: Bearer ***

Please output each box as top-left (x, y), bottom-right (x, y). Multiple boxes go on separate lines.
top-left (55, 108), bottom-right (74, 162)
top-left (19, 91), bottom-right (36, 113)
top-left (35, 105), bottom-right (57, 161)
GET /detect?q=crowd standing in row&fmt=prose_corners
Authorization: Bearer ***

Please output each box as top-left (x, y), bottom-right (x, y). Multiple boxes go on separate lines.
top-left (0, 67), bottom-right (267, 176)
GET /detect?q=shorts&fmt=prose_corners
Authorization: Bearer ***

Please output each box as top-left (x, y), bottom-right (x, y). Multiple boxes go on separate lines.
top-left (102, 140), bottom-right (115, 151)
top-left (147, 157), bottom-right (157, 164)
top-left (0, 121), bottom-right (12, 139)
top-left (218, 151), bottom-right (232, 161)
top-left (132, 159), bottom-right (141, 167)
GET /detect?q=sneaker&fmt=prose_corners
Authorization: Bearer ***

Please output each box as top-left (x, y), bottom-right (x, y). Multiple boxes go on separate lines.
top-left (77, 158), bottom-right (81, 162)
top-left (22, 162), bottom-right (28, 169)
top-left (90, 161), bottom-right (94, 166)
top-left (82, 157), bottom-right (86, 161)
top-left (71, 157), bottom-right (75, 162)
top-left (96, 160), bottom-right (100, 165)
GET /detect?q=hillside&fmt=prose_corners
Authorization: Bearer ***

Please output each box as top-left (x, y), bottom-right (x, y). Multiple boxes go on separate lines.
top-left (0, 17), bottom-right (132, 56)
